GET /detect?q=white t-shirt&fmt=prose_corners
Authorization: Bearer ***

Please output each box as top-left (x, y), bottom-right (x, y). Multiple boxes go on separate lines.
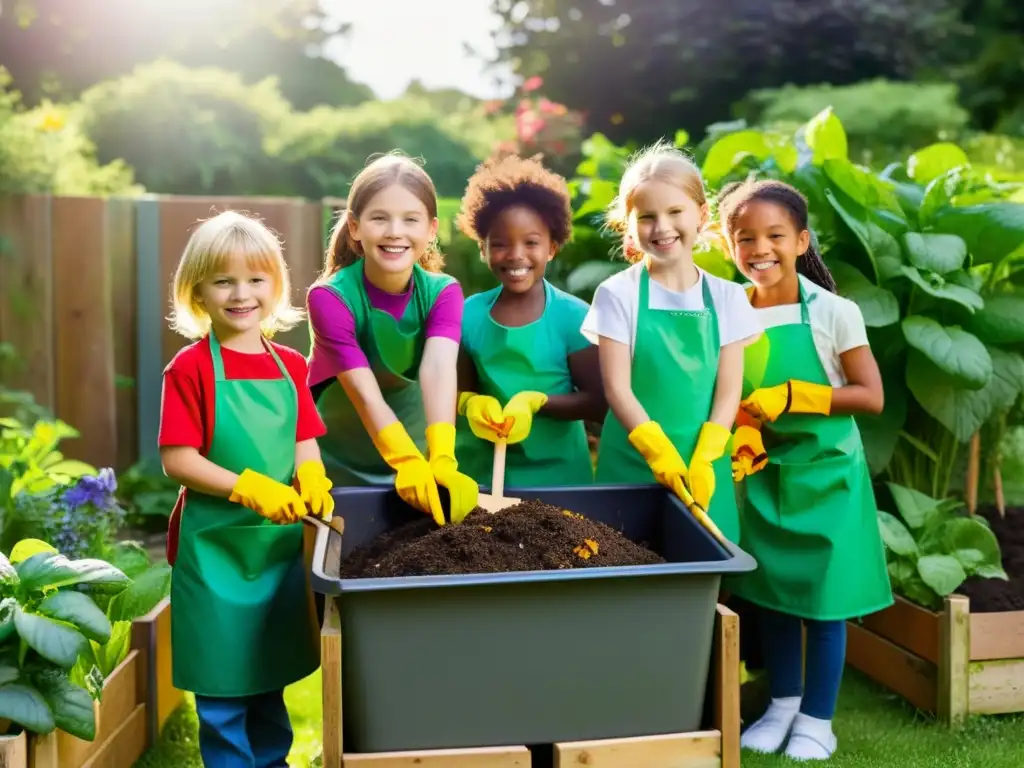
top-left (751, 274), bottom-right (870, 387)
top-left (581, 263), bottom-right (762, 356)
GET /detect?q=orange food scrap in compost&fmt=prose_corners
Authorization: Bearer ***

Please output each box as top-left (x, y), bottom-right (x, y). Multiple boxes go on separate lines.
top-left (481, 526), bottom-right (493, 533)
top-left (572, 539), bottom-right (600, 560)
top-left (562, 510), bottom-right (584, 520)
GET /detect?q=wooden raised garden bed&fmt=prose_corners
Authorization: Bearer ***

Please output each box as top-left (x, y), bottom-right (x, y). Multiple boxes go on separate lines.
top-left (130, 598), bottom-right (184, 743)
top-left (320, 598), bottom-right (742, 767)
top-left (0, 598), bottom-right (184, 768)
top-left (846, 594), bottom-right (1024, 724)
top-left (29, 649), bottom-right (147, 768)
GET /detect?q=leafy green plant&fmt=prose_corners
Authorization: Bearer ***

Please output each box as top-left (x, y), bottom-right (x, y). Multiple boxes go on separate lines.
top-left (70, 560), bottom-right (171, 696)
top-left (878, 483), bottom-right (1007, 610)
top-left (567, 107), bottom-right (1024, 500)
top-left (0, 538), bottom-right (130, 740)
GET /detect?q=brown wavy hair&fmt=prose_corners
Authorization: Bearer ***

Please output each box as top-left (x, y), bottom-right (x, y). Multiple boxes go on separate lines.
top-left (321, 153), bottom-right (445, 279)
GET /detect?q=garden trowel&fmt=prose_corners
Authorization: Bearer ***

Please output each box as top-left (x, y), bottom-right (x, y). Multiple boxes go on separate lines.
top-left (476, 417), bottom-right (522, 513)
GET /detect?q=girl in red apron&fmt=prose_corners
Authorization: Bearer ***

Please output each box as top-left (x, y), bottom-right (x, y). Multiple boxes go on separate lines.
top-left (307, 155), bottom-right (478, 525)
top-left (581, 141), bottom-right (761, 540)
top-left (159, 210), bottom-right (334, 767)
top-left (720, 180), bottom-right (892, 761)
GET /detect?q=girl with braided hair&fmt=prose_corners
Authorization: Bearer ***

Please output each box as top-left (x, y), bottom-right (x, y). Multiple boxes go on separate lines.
top-left (718, 178), bottom-right (892, 761)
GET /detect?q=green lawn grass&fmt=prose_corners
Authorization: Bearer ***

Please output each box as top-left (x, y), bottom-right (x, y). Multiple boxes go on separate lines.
top-left (133, 667), bottom-right (1024, 767)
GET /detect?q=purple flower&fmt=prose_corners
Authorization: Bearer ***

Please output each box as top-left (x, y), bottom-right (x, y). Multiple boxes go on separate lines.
top-left (63, 468), bottom-right (117, 511)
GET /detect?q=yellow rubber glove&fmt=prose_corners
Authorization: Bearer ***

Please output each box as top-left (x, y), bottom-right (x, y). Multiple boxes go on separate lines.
top-left (372, 422), bottom-right (445, 526)
top-left (628, 421), bottom-right (689, 491)
top-left (731, 425), bottom-right (769, 481)
top-left (426, 422), bottom-right (479, 525)
top-left (230, 469), bottom-right (306, 524)
top-left (457, 392), bottom-right (506, 443)
top-left (687, 422), bottom-right (732, 510)
top-left (501, 391), bottom-right (549, 445)
top-left (295, 460), bottom-right (335, 522)
top-left (740, 380), bottom-right (833, 423)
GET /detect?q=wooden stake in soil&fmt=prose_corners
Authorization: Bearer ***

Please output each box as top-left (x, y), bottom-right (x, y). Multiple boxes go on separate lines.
top-left (994, 464), bottom-right (1006, 518)
top-left (966, 432), bottom-right (980, 515)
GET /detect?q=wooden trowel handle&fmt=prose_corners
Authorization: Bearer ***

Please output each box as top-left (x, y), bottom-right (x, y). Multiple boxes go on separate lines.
top-left (491, 439), bottom-right (508, 498)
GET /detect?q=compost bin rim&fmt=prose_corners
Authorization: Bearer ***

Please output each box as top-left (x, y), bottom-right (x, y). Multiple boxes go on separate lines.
top-left (305, 485), bottom-right (759, 596)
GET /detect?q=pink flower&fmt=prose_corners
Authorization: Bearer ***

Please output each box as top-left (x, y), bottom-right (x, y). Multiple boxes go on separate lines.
top-left (522, 76), bottom-right (544, 92)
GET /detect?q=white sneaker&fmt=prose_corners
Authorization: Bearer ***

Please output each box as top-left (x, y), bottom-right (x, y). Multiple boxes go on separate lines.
top-left (740, 696), bottom-right (801, 754)
top-left (784, 712), bottom-right (837, 761)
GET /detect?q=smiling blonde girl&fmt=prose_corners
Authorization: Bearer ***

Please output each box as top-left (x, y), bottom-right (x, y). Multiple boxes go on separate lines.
top-left (159, 210), bottom-right (332, 767)
top-left (581, 141), bottom-right (760, 541)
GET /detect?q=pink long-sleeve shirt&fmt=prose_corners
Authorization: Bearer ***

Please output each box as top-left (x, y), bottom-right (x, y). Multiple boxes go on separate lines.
top-left (306, 274), bottom-right (464, 388)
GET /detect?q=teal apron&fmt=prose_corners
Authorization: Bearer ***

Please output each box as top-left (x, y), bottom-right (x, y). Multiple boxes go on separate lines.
top-left (456, 281), bottom-right (594, 487)
top-left (313, 262), bottom-right (454, 486)
top-left (734, 283), bottom-right (892, 620)
top-left (170, 332), bottom-right (319, 697)
top-left (594, 267), bottom-right (739, 542)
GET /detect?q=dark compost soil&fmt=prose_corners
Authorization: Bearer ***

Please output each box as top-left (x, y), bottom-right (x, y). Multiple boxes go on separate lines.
top-left (956, 505), bottom-right (1024, 612)
top-left (340, 499), bottom-right (665, 579)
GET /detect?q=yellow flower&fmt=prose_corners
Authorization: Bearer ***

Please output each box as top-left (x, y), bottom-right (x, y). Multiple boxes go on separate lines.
top-left (37, 108), bottom-right (64, 133)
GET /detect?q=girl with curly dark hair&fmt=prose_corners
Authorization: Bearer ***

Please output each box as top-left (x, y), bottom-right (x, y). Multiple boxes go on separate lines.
top-left (454, 154), bottom-right (606, 487)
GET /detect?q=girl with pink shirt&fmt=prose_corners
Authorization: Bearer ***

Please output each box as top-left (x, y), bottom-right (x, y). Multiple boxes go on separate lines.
top-left (307, 154), bottom-right (478, 526)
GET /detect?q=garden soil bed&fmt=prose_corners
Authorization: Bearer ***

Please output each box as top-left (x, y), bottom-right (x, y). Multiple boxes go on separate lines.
top-left (340, 500), bottom-right (665, 579)
top-left (956, 505), bottom-right (1024, 612)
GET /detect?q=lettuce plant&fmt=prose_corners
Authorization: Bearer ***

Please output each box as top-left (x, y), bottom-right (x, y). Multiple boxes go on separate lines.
top-left (0, 539), bottom-right (129, 740)
top-left (878, 482), bottom-right (1007, 610)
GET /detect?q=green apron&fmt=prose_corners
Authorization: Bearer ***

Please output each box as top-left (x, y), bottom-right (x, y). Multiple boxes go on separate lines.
top-left (734, 283), bottom-right (893, 621)
top-left (170, 332), bottom-right (319, 697)
top-left (313, 262), bottom-right (454, 486)
top-left (594, 267), bottom-right (739, 543)
top-left (456, 281), bottom-right (594, 487)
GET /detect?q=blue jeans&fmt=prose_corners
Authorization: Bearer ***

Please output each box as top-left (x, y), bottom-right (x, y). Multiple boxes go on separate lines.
top-left (760, 608), bottom-right (846, 720)
top-left (195, 690), bottom-right (293, 768)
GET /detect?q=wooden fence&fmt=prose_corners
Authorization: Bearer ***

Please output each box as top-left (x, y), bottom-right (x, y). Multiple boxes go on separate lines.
top-left (0, 194), bottom-right (338, 471)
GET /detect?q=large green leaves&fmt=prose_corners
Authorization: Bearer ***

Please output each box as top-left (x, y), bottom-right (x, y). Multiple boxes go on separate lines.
top-left (825, 189), bottom-right (902, 282)
top-left (917, 555), bottom-right (967, 597)
top-left (13, 606), bottom-right (88, 669)
top-left (966, 293), bottom-right (1024, 344)
top-left (33, 670), bottom-right (96, 741)
top-left (15, 552), bottom-right (129, 594)
top-left (902, 232), bottom-right (967, 274)
top-left (907, 143), bottom-right (970, 185)
top-left (830, 261), bottom-right (898, 327)
top-left (930, 203), bottom-right (1024, 266)
top-left (902, 316), bottom-right (991, 389)
top-left (0, 683), bottom-right (55, 734)
top-left (900, 265), bottom-right (984, 312)
top-left (701, 130), bottom-right (770, 185)
top-left (877, 511), bottom-right (917, 556)
top-left (106, 563), bottom-right (171, 624)
top-left (888, 482), bottom-right (942, 529)
top-left (37, 591), bottom-right (112, 644)
top-left (804, 107), bottom-right (848, 164)
top-left (907, 345), bottom-right (1024, 442)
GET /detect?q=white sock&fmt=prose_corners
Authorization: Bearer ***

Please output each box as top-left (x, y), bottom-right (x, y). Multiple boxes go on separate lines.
top-left (784, 712), bottom-right (837, 761)
top-left (740, 696), bottom-right (801, 753)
